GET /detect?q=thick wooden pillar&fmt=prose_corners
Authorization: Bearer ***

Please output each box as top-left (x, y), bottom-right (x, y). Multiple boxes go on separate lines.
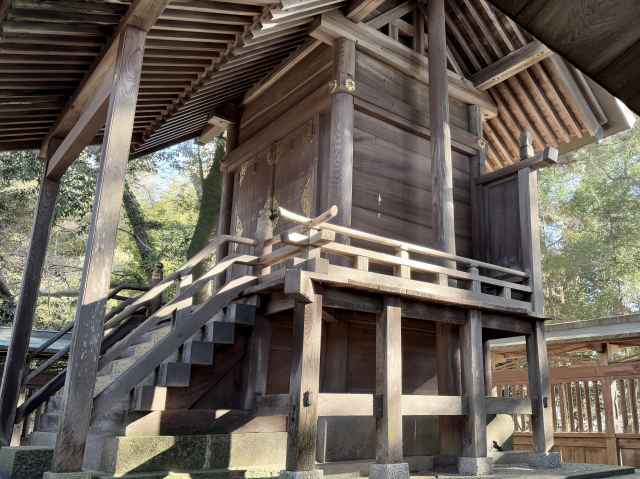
top-left (0, 161), bottom-right (60, 446)
top-left (284, 295), bottom-right (323, 475)
top-left (436, 323), bottom-right (462, 460)
top-left (526, 320), bottom-right (554, 455)
top-left (371, 296), bottom-right (409, 479)
top-left (51, 25), bottom-right (146, 473)
top-left (242, 315), bottom-right (272, 410)
top-left (459, 310), bottom-right (490, 475)
top-left (428, 0), bottom-right (455, 258)
top-left (327, 37), bottom-right (355, 232)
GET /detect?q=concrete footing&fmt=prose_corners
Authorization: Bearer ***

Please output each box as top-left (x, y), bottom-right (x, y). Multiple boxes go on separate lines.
top-left (0, 446), bottom-right (53, 479)
top-left (527, 452), bottom-right (561, 469)
top-left (279, 469), bottom-right (324, 479)
top-left (369, 462), bottom-right (410, 479)
top-left (457, 456), bottom-right (493, 476)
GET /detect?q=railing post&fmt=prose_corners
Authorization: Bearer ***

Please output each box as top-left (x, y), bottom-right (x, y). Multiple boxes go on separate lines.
top-left (51, 25), bottom-right (147, 473)
top-left (601, 344), bottom-right (620, 465)
top-left (394, 246), bottom-right (410, 279)
top-left (0, 154), bottom-right (60, 446)
top-left (370, 296), bottom-right (409, 479)
top-left (282, 295), bottom-right (323, 479)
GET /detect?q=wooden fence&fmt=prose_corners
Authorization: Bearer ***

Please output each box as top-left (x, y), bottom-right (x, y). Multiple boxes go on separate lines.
top-left (494, 362), bottom-right (640, 466)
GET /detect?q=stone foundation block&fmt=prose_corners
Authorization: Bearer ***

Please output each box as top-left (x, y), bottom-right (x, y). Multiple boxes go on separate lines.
top-left (457, 456), bottom-right (493, 476)
top-left (369, 462), bottom-right (410, 479)
top-left (0, 446), bottom-right (53, 479)
top-left (527, 452), bottom-right (561, 469)
top-left (279, 469), bottom-right (324, 479)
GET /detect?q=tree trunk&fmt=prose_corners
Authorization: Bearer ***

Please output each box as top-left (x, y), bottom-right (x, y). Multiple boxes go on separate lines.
top-left (187, 138), bottom-right (225, 303)
top-left (122, 180), bottom-right (156, 280)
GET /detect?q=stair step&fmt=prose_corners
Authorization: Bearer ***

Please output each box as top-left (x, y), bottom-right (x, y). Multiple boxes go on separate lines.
top-left (157, 362), bottom-right (191, 387)
top-left (109, 356), bottom-right (137, 375)
top-left (94, 372), bottom-right (116, 396)
top-left (223, 303), bottom-right (256, 326)
top-left (183, 340), bottom-right (215, 365)
top-left (205, 321), bottom-right (235, 345)
top-left (131, 385), bottom-right (167, 412)
top-left (37, 412), bottom-right (60, 432)
top-left (45, 395), bottom-right (64, 412)
top-left (101, 431), bottom-right (287, 476)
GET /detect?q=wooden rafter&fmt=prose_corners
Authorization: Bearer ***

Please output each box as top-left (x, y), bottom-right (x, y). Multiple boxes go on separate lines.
top-left (42, 0), bottom-right (170, 178)
top-left (346, 0), bottom-right (386, 22)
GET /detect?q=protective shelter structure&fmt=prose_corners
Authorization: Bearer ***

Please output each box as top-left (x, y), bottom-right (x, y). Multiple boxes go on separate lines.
top-left (0, 0), bottom-right (637, 478)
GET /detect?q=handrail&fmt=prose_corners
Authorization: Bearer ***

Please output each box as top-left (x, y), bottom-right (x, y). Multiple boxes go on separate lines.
top-left (277, 206), bottom-right (528, 279)
top-left (26, 284), bottom-right (148, 360)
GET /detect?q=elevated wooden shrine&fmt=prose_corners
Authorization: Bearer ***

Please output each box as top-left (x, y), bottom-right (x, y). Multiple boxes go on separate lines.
top-left (0, 1), bottom-right (636, 479)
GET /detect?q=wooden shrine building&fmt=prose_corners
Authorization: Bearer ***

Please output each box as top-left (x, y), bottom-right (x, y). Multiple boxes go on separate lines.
top-left (0, 1), bottom-right (637, 479)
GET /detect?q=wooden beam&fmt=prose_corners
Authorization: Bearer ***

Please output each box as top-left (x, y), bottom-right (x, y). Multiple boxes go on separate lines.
top-left (285, 296), bottom-right (323, 472)
top-left (374, 296), bottom-right (405, 464)
top-left (401, 395), bottom-right (466, 416)
top-left (346, 0), bottom-right (386, 22)
top-left (461, 310), bottom-right (487, 458)
top-left (0, 154), bottom-right (60, 446)
top-left (546, 55), bottom-right (602, 139)
top-left (242, 315), bottom-right (272, 410)
top-left (42, 0), bottom-right (170, 175)
top-left (526, 320), bottom-right (554, 453)
top-left (197, 115), bottom-right (232, 145)
top-left (46, 78), bottom-right (110, 179)
top-left (485, 397), bottom-right (532, 415)
top-left (317, 393), bottom-right (374, 416)
top-left (311, 11), bottom-right (497, 117)
top-left (51, 26), bottom-right (147, 473)
top-left (327, 37), bottom-right (356, 234)
top-left (475, 146), bottom-right (558, 185)
top-left (365, 1), bottom-right (413, 31)
top-left (471, 41), bottom-right (552, 91)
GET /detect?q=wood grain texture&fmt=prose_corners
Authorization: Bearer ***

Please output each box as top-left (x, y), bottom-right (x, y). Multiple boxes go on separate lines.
top-left (286, 295), bottom-right (323, 471)
top-left (51, 26), bottom-right (146, 473)
top-left (375, 296), bottom-right (403, 463)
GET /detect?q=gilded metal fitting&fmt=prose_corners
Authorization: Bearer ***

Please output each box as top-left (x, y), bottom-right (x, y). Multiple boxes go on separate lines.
top-left (329, 77), bottom-right (356, 95)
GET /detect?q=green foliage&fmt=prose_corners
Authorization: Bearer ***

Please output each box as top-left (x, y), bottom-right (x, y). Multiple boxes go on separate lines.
top-left (540, 123), bottom-right (640, 320)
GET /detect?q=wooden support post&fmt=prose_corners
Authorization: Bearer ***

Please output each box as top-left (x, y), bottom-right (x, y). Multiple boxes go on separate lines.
top-left (0, 157), bottom-right (60, 446)
top-left (428, 0), bottom-right (456, 264)
top-left (436, 322), bottom-right (462, 461)
top-left (51, 25), bottom-right (146, 473)
top-left (526, 320), bottom-right (554, 455)
top-left (413, 7), bottom-right (425, 54)
top-left (371, 296), bottom-right (409, 479)
top-left (242, 315), bottom-right (272, 410)
top-left (284, 295), bottom-right (323, 476)
top-left (216, 121), bottom-right (238, 289)
top-left (327, 37), bottom-right (356, 236)
top-left (483, 340), bottom-right (496, 397)
top-left (517, 133), bottom-right (544, 314)
top-left (460, 311), bottom-right (488, 464)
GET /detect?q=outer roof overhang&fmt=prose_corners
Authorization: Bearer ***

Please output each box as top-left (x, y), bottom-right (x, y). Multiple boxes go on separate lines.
top-left (489, 0), bottom-right (640, 118)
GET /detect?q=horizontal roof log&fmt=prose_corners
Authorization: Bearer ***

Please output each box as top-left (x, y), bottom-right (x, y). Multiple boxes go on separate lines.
top-left (41, 0), bottom-right (170, 172)
top-left (471, 40), bottom-right (551, 90)
top-left (310, 11), bottom-right (498, 117)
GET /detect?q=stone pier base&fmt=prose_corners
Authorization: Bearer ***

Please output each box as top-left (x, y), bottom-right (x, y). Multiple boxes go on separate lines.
top-left (369, 462), bottom-right (410, 479)
top-left (0, 446), bottom-right (53, 479)
top-left (279, 469), bottom-right (324, 479)
top-left (457, 456), bottom-right (493, 476)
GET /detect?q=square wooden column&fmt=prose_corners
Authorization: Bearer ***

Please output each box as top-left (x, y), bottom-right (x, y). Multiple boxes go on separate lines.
top-left (51, 25), bottom-right (146, 473)
top-left (0, 159), bottom-right (60, 446)
top-left (370, 297), bottom-right (409, 479)
top-left (458, 310), bottom-right (491, 475)
top-left (242, 315), bottom-right (272, 410)
top-left (526, 320), bottom-right (558, 467)
top-left (282, 295), bottom-right (323, 479)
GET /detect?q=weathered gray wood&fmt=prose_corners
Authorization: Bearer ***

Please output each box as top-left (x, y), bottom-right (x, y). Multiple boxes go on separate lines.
top-left (327, 37), bottom-right (356, 234)
top-left (346, 0), bottom-right (386, 22)
top-left (428, 0), bottom-right (456, 270)
top-left (375, 296), bottom-right (403, 464)
top-left (51, 26), bottom-right (147, 473)
top-left (412, 7), bottom-right (425, 54)
top-left (242, 315), bottom-right (272, 410)
top-left (475, 147), bottom-right (558, 185)
top-left (518, 166), bottom-right (544, 314)
top-left (485, 397), bottom-right (532, 415)
top-left (285, 295), bottom-right (323, 471)
top-left (483, 341), bottom-right (495, 397)
top-left (401, 395), bottom-right (466, 416)
top-left (317, 393), bottom-right (374, 416)
top-left (526, 319), bottom-right (554, 453)
top-left (471, 41), bottom-right (552, 91)
top-left (461, 310), bottom-right (487, 458)
top-left (0, 156), bottom-right (60, 446)
top-left (436, 318), bottom-right (463, 456)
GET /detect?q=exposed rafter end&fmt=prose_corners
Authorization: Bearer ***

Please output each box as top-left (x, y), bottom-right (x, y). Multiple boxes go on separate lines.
top-left (198, 116), bottom-right (233, 145)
